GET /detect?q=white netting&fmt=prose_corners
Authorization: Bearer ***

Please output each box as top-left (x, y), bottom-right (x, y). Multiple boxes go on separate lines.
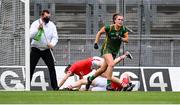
top-left (0, 0), bottom-right (26, 90)
top-left (0, 0), bottom-right (25, 66)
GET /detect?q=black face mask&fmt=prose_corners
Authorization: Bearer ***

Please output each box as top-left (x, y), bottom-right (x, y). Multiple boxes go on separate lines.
top-left (43, 17), bottom-right (50, 24)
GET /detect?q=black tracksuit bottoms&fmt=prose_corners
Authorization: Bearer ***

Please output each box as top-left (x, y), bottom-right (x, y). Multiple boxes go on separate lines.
top-left (30, 47), bottom-right (58, 90)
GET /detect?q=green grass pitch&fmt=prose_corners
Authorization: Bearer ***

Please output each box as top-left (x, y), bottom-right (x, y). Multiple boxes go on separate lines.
top-left (0, 91), bottom-right (179, 104)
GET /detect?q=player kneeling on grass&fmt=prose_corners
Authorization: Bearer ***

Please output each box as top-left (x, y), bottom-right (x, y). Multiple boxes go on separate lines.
top-left (63, 72), bottom-right (135, 91)
top-left (58, 51), bottom-right (133, 90)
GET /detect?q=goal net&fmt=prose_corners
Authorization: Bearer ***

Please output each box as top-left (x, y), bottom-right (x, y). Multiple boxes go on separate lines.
top-left (0, 0), bottom-right (29, 91)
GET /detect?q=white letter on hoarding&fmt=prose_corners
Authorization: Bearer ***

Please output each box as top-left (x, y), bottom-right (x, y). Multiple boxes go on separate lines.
top-left (31, 71), bottom-right (49, 91)
top-left (0, 71), bottom-right (23, 90)
top-left (149, 72), bottom-right (168, 91)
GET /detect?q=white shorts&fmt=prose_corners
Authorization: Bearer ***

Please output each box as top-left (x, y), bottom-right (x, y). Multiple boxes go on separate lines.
top-left (91, 76), bottom-right (107, 91)
top-left (80, 75), bottom-right (107, 91)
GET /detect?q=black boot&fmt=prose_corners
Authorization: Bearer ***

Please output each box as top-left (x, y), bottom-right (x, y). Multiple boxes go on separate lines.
top-left (126, 83), bottom-right (135, 91)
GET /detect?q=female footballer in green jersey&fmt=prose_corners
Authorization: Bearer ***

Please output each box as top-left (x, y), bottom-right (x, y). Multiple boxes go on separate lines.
top-left (86, 13), bottom-right (132, 90)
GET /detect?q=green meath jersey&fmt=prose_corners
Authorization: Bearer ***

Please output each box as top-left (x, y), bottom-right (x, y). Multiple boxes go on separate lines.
top-left (101, 24), bottom-right (128, 57)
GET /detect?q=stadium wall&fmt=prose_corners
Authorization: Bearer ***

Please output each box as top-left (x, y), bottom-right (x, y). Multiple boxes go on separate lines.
top-left (0, 66), bottom-right (180, 91)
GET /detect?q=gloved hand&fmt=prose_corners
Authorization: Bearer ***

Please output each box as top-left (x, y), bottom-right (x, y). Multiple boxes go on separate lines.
top-left (118, 36), bottom-right (122, 41)
top-left (94, 43), bottom-right (99, 49)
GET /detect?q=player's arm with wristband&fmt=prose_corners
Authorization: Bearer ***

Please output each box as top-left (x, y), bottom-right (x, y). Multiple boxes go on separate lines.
top-left (94, 26), bottom-right (106, 49)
